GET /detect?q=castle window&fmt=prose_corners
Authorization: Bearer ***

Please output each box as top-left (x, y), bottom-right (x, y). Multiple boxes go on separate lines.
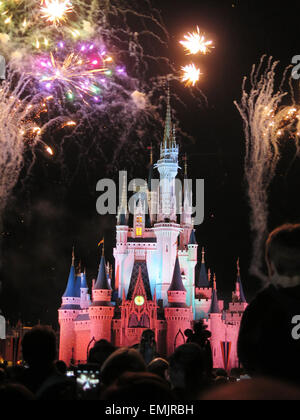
top-left (136, 227), bottom-right (142, 237)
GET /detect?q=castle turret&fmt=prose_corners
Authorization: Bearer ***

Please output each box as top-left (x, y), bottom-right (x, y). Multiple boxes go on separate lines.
top-left (89, 254), bottom-right (114, 342)
top-left (59, 249), bottom-right (81, 365)
top-left (180, 156), bottom-right (193, 248)
top-left (80, 270), bottom-right (90, 309)
top-left (155, 88), bottom-right (179, 223)
top-left (117, 172), bottom-right (128, 226)
top-left (194, 248), bottom-right (213, 320)
top-left (165, 258), bottom-right (193, 355)
top-left (235, 259), bottom-right (247, 303)
top-left (227, 259), bottom-right (248, 322)
top-left (208, 275), bottom-right (223, 368)
top-left (186, 230), bottom-right (198, 313)
top-left (147, 145), bottom-right (158, 225)
top-left (153, 90), bottom-right (181, 303)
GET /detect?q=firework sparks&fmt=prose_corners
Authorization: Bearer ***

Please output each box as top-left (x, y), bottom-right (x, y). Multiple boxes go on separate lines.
top-left (61, 120), bottom-right (76, 128)
top-left (180, 27), bottom-right (214, 55)
top-left (37, 50), bottom-right (106, 100)
top-left (45, 145), bottom-right (54, 155)
top-left (40, 0), bottom-right (73, 26)
top-left (0, 71), bottom-right (50, 216)
top-left (181, 63), bottom-right (201, 86)
top-left (234, 56), bottom-right (300, 280)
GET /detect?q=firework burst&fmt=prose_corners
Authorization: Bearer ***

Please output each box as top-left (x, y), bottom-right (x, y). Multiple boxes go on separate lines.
top-left (181, 63), bottom-right (201, 86)
top-left (36, 46), bottom-right (107, 102)
top-left (180, 27), bottom-right (214, 55)
top-left (40, 0), bottom-right (74, 26)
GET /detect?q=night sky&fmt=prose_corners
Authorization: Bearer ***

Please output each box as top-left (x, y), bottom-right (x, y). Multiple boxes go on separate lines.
top-left (1, 0), bottom-right (300, 326)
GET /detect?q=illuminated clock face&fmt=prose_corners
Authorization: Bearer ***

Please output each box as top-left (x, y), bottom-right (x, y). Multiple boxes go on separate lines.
top-left (134, 296), bottom-right (145, 306)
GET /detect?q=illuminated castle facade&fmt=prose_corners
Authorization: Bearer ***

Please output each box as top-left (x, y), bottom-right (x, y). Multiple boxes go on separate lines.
top-left (58, 93), bottom-right (248, 370)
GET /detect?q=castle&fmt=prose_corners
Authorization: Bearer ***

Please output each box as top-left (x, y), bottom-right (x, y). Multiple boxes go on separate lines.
top-left (58, 92), bottom-right (248, 370)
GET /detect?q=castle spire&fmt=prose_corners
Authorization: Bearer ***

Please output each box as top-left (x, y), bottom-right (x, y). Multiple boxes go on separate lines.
top-left (210, 275), bottom-right (220, 314)
top-left (236, 258), bottom-right (247, 303)
top-left (117, 172), bottom-right (128, 226)
top-left (94, 255), bottom-right (111, 290)
top-left (189, 229), bottom-right (197, 245)
top-left (184, 154), bottom-right (188, 178)
top-left (168, 257), bottom-right (186, 292)
top-left (196, 247), bottom-right (210, 288)
top-left (163, 86), bottom-right (172, 151)
top-left (149, 143), bottom-right (153, 165)
top-left (63, 249), bottom-right (77, 298)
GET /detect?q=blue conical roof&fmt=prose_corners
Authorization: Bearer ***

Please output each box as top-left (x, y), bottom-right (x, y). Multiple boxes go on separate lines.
top-left (81, 272), bottom-right (88, 289)
top-left (196, 248), bottom-right (210, 288)
top-left (189, 230), bottom-right (197, 245)
top-left (119, 212), bottom-right (127, 226)
top-left (74, 275), bottom-right (81, 298)
top-left (94, 256), bottom-right (111, 290)
top-left (209, 288), bottom-right (220, 314)
top-left (197, 263), bottom-right (210, 288)
top-left (169, 258), bottom-right (186, 292)
top-left (63, 264), bottom-right (77, 298)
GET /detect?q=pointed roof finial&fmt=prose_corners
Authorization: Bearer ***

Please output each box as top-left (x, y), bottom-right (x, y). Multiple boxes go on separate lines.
top-left (202, 247), bottom-right (205, 264)
top-left (94, 254), bottom-right (111, 290)
top-left (208, 269), bottom-right (211, 282)
top-left (149, 144), bottom-right (153, 165)
top-left (209, 287), bottom-right (220, 314)
top-left (213, 273), bottom-right (217, 290)
top-left (169, 257), bottom-right (186, 292)
top-left (236, 259), bottom-right (247, 303)
top-left (72, 246), bottom-right (75, 267)
top-left (163, 84), bottom-right (172, 149)
top-left (102, 239), bottom-right (105, 257)
top-left (183, 154), bottom-right (188, 177)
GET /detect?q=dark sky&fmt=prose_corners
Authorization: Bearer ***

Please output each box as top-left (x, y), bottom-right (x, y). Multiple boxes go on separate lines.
top-left (1, 0), bottom-right (300, 326)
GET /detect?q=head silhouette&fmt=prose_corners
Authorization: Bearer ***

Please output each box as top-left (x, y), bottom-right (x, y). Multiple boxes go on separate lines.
top-left (101, 348), bottom-right (146, 387)
top-left (266, 224), bottom-right (300, 287)
top-left (22, 326), bottom-right (57, 369)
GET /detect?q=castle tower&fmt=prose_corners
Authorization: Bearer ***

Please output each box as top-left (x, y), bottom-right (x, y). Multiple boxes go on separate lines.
top-left (153, 90), bottom-right (181, 303)
top-left (58, 249), bottom-right (81, 365)
top-left (165, 257), bottom-right (193, 355)
top-left (115, 177), bottom-right (129, 297)
top-left (227, 259), bottom-right (248, 323)
top-left (80, 270), bottom-right (90, 309)
top-left (117, 171), bottom-right (128, 226)
top-left (195, 248), bottom-right (213, 320)
top-left (234, 259), bottom-right (247, 304)
top-left (147, 145), bottom-right (158, 225)
top-left (186, 230), bottom-right (198, 314)
top-left (208, 275), bottom-right (223, 368)
top-left (180, 156), bottom-right (193, 248)
top-left (155, 88), bottom-right (179, 223)
top-left (89, 254), bottom-right (114, 342)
